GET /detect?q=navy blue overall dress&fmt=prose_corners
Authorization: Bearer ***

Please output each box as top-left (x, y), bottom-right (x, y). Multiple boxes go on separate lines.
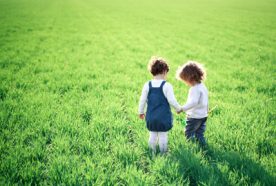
top-left (146, 81), bottom-right (173, 132)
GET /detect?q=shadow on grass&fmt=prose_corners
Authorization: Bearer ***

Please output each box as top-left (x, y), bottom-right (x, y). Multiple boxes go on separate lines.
top-left (169, 143), bottom-right (275, 185)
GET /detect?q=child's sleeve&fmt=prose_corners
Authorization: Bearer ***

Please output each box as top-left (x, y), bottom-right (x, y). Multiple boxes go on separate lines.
top-left (165, 83), bottom-right (182, 112)
top-left (182, 87), bottom-right (200, 111)
top-left (138, 82), bottom-right (149, 114)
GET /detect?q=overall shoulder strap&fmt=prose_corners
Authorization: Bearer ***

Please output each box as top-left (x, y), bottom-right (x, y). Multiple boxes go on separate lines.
top-left (148, 81), bottom-right (152, 89)
top-left (160, 81), bottom-right (166, 88)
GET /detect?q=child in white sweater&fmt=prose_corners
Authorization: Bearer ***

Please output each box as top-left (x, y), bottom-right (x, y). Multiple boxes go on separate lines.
top-left (176, 61), bottom-right (208, 146)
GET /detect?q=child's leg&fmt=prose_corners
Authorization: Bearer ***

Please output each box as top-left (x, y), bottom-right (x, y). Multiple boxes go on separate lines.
top-left (195, 119), bottom-right (207, 146)
top-left (148, 132), bottom-right (158, 153)
top-left (158, 132), bottom-right (168, 154)
top-left (185, 118), bottom-right (201, 141)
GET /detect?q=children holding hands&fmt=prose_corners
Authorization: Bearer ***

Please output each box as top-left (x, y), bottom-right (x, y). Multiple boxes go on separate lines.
top-left (138, 57), bottom-right (208, 154)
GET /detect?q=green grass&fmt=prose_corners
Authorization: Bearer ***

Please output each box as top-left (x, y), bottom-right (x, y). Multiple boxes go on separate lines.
top-left (0, 0), bottom-right (275, 185)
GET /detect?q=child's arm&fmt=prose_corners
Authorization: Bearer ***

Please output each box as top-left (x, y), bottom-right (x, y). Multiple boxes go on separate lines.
top-left (138, 82), bottom-right (149, 119)
top-left (182, 87), bottom-right (200, 111)
top-left (165, 83), bottom-right (182, 112)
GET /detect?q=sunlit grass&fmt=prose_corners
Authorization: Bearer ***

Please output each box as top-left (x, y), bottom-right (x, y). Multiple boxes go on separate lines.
top-left (0, 0), bottom-right (275, 185)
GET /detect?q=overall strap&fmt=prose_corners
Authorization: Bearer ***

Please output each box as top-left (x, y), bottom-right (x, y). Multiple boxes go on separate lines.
top-left (160, 81), bottom-right (166, 88)
top-left (148, 81), bottom-right (152, 89)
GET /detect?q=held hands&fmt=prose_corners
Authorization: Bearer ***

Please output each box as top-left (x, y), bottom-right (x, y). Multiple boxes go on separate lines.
top-left (177, 108), bottom-right (184, 114)
top-left (139, 114), bottom-right (145, 120)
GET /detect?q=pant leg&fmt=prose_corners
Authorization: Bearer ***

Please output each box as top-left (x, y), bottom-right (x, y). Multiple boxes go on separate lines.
top-left (148, 131), bottom-right (158, 152)
top-left (158, 132), bottom-right (168, 153)
top-left (185, 118), bottom-right (201, 140)
top-left (195, 118), bottom-right (207, 146)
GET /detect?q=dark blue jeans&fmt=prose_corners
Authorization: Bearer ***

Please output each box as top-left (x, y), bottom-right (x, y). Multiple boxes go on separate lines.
top-left (185, 117), bottom-right (207, 146)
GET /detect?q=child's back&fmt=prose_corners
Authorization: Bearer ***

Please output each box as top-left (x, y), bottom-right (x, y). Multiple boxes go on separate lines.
top-left (176, 61), bottom-right (208, 146)
top-left (184, 83), bottom-right (208, 119)
top-left (141, 80), bottom-right (175, 131)
top-left (138, 57), bottom-right (181, 154)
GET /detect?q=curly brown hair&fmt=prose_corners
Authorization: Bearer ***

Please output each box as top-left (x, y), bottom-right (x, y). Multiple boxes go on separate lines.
top-left (176, 61), bottom-right (206, 83)
top-left (148, 56), bottom-right (169, 76)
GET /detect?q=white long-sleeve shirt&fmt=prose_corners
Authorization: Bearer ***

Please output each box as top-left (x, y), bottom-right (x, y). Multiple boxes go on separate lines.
top-left (182, 83), bottom-right (208, 118)
top-left (138, 80), bottom-right (182, 114)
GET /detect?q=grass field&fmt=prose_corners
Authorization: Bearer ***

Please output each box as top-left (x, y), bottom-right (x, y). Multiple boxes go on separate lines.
top-left (0, 0), bottom-right (275, 185)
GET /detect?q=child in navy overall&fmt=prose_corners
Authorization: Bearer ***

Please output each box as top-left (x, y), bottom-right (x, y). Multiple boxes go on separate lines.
top-left (138, 57), bottom-right (182, 154)
top-left (176, 61), bottom-right (208, 147)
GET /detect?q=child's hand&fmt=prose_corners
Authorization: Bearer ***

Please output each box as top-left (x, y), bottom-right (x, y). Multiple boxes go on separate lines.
top-left (177, 109), bottom-right (183, 114)
top-left (139, 114), bottom-right (145, 120)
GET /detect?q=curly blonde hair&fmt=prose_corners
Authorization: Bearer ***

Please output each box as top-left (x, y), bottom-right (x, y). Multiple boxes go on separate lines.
top-left (176, 61), bottom-right (206, 83)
